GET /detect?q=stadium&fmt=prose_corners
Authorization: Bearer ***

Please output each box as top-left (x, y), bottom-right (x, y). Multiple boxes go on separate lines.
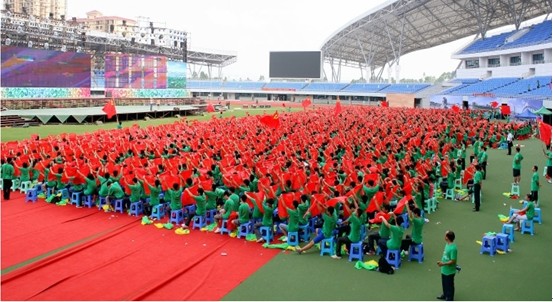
top-left (1, 0), bottom-right (552, 300)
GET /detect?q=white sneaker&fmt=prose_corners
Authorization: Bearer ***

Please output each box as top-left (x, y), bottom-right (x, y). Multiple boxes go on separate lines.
top-left (331, 255), bottom-right (342, 259)
top-left (214, 227), bottom-right (221, 233)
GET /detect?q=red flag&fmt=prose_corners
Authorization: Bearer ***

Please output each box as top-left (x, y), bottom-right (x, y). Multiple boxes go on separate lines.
top-left (282, 102), bottom-right (286, 107)
top-left (334, 97), bottom-right (342, 116)
top-left (102, 100), bottom-right (117, 119)
top-left (490, 101), bottom-right (499, 108)
top-left (260, 111), bottom-right (280, 129)
top-left (206, 104), bottom-right (215, 113)
top-left (500, 105), bottom-right (511, 115)
top-left (538, 120), bottom-right (552, 145)
top-left (380, 101), bottom-right (388, 107)
top-left (451, 105), bottom-right (461, 113)
top-left (301, 98), bottom-right (312, 110)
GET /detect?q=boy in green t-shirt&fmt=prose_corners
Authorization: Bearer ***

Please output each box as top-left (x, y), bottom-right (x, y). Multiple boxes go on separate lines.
top-left (295, 204), bottom-right (337, 255)
top-left (231, 195), bottom-right (251, 229)
top-left (505, 193), bottom-right (535, 231)
top-left (437, 230), bottom-right (458, 301)
top-left (512, 146), bottom-right (523, 184)
top-left (253, 198), bottom-right (276, 242)
top-left (530, 165), bottom-right (540, 205)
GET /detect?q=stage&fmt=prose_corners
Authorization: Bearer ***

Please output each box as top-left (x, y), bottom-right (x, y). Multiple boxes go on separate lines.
top-left (2, 105), bottom-right (205, 125)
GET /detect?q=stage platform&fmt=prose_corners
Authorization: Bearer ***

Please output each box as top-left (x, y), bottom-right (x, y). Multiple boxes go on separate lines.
top-left (2, 105), bottom-right (204, 125)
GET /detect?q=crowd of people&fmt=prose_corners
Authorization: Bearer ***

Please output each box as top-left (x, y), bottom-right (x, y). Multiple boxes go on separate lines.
top-left (0, 107), bottom-right (547, 265)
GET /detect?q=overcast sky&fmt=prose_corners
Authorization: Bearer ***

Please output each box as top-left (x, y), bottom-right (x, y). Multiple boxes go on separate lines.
top-left (66, 0), bottom-right (513, 82)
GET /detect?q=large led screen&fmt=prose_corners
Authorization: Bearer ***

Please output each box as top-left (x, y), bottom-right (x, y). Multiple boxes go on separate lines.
top-left (105, 53), bottom-right (168, 89)
top-left (269, 51), bottom-right (321, 79)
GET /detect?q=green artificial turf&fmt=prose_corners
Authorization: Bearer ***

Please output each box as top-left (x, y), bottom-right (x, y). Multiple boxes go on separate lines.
top-left (224, 138), bottom-right (552, 301)
top-left (0, 106), bottom-right (301, 142)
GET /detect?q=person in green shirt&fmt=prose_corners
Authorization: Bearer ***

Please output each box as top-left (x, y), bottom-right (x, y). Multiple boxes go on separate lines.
top-left (253, 198), bottom-right (276, 242)
top-left (231, 194), bottom-right (251, 228)
top-left (147, 180), bottom-right (163, 208)
top-left (543, 146), bottom-right (552, 183)
top-left (366, 204), bottom-right (392, 255)
top-left (213, 191), bottom-right (233, 233)
top-left (530, 165), bottom-right (540, 206)
top-left (182, 187), bottom-right (207, 228)
top-left (79, 172), bottom-right (98, 196)
top-left (401, 205), bottom-right (424, 252)
top-left (512, 146), bottom-right (523, 184)
top-left (106, 180), bottom-right (125, 211)
top-left (1, 158), bottom-right (15, 200)
top-left (332, 207), bottom-right (363, 259)
top-left (472, 165), bottom-right (483, 212)
top-left (278, 200), bottom-right (300, 240)
top-left (478, 146), bottom-right (488, 180)
top-left (298, 195), bottom-right (311, 227)
top-left (97, 173), bottom-right (111, 198)
top-left (14, 162), bottom-right (31, 183)
top-left (296, 204), bottom-right (337, 255)
top-left (437, 230), bottom-right (458, 301)
top-left (167, 182), bottom-right (184, 213)
top-left (379, 213), bottom-right (405, 256)
top-left (505, 193), bottom-right (535, 231)
top-left (125, 177), bottom-right (144, 212)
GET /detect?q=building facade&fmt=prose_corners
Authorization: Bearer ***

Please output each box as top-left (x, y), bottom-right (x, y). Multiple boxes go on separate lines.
top-left (4, 0), bottom-right (67, 20)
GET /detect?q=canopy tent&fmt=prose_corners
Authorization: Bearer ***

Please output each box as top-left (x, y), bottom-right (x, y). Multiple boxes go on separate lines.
top-left (514, 109), bottom-right (538, 119)
top-left (533, 106), bottom-right (552, 115)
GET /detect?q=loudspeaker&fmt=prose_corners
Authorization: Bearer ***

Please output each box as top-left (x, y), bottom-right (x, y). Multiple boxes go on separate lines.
top-left (151, 39), bottom-right (155, 46)
top-left (95, 121), bottom-right (103, 125)
top-left (144, 116), bottom-right (150, 121)
top-left (131, 37), bottom-right (135, 45)
top-left (110, 25), bottom-right (114, 33)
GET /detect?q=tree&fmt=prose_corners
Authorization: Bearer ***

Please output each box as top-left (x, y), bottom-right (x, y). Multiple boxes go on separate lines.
top-left (199, 71), bottom-right (208, 80)
top-left (191, 71), bottom-right (198, 79)
top-left (258, 75), bottom-right (265, 81)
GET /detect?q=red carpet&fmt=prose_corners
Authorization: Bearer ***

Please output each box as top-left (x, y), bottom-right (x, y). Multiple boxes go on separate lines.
top-left (1, 193), bottom-right (280, 300)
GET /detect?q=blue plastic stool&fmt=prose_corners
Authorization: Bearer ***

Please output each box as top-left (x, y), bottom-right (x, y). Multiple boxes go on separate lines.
top-left (260, 226), bottom-right (273, 243)
top-left (510, 183), bottom-right (520, 196)
top-left (237, 222), bottom-right (252, 238)
top-left (70, 191), bottom-right (82, 206)
top-left (170, 209), bottom-right (184, 224)
top-left (501, 224), bottom-right (515, 243)
top-left (495, 233), bottom-right (510, 252)
top-left (287, 231), bottom-right (299, 246)
top-left (206, 209), bottom-right (217, 224)
top-left (151, 204), bottom-right (166, 220)
top-left (57, 188), bottom-right (69, 201)
top-left (308, 216), bottom-right (318, 233)
top-left (445, 188), bottom-right (455, 200)
top-left (220, 219), bottom-right (231, 235)
top-left (348, 241), bottom-right (364, 262)
top-left (192, 215), bottom-right (207, 230)
top-left (480, 235), bottom-right (497, 256)
top-left (299, 224), bottom-right (311, 242)
top-left (98, 196), bottom-right (108, 210)
top-left (46, 187), bottom-right (55, 198)
top-left (320, 237), bottom-right (335, 256)
top-left (401, 213), bottom-right (410, 229)
top-left (533, 208), bottom-right (542, 224)
top-left (408, 243), bottom-right (424, 263)
top-left (82, 195), bottom-right (94, 208)
top-left (114, 199), bottom-right (124, 213)
top-left (129, 201), bottom-right (143, 216)
top-left (386, 249), bottom-right (402, 268)
top-left (19, 181), bottom-right (33, 194)
top-left (520, 219), bottom-right (534, 235)
top-left (25, 188), bottom-right (38, 202)
top-left (183, 204), bottom-right (196, 216)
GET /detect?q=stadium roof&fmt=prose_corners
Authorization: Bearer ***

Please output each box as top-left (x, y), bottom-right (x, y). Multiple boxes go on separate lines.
top-left (321, 0), bottom-right (551, 71)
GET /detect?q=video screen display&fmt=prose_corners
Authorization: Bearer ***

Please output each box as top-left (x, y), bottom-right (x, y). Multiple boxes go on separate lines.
top-left (269, 51), bottom-right (321, 79)
top-left (1, 46), bottom-right (91, 88)
top-left (105, 53), bottom-right (169, 89)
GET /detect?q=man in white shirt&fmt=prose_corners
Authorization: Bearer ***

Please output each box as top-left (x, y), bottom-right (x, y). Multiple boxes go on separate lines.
top-left (506, 131), bottom-right (514, 155)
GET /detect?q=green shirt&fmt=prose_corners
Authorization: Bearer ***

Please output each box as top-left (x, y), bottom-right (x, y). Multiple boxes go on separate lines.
top-left (322, 212), bottom-right (338, 238)
top-left (525, 201), bottom-right (535, 220)
top-left (286, 208), bottom-right (300, 232)
top-left (194, 195), bottom-right (207, 216)
top-left (379, 218), bottom-right (391, 238)
top-left (441, 243), bottom-right (458, 275)
top-left (148, 185), bottom-right (162, 206)
top-left (129, 182), bottom-right (143, 203)
top-left (531, 172), bottom-right (539, 191)
top-left (18, 167), bottom-right (30, 182)
top-left (238, 202), bottom-right (251, 224)
top-left (168, 188), bottom-right (183, 210)
top-left (84, 178), bottom-right (97, 196)
top-left (347, 214), bottom-right (362, 243)
top-left (513, 153), bottom-right (523, 169)
top-left (205, 191), bottom-right (218, 210)
top-left (222, 198), bottom-right (234, 219)
top-left (411, 217), bottom-right (424, 244)
top-left (478, 151), bottom-right (488, 163)
top-left (546, 151), bottom-right (552, 167)
top-left (229, 193), bottom-right (240, 212)
top-left (473, 171), bottom-right (483, 185)
top-left (108, 182), bottom-right (125, 199)
top-left (298, 202), bottom-right (310, 225)
top-left (261, 202), bottom-right (274, 227)
top-left (386, 224), bottom-right (404, 250)
top-left (98, 176), bottom-right (109, 197)
top-left (1, 163), bottom-right (15, 180)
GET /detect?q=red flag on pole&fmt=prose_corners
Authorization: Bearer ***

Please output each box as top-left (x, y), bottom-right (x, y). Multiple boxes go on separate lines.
top-left (260, 111), bottom-right (280, 129)
top-left (206, 103), bottom-right (215, 113)
top-left (451, 105), bottom-right (461, 113)
top-left (301, 98), bottom-right (312, 110)
top-left (490, 101), bottom-right (499, 108)
top-left (102, 100), bottom-right (117, 119)
top-left (380, 101), bottom-right (388, 107)
top-left (500, 105), bottom-right (511, 115)
top-left (538, 120), bottom-right (552, 145)
top-left (334, 97), bottom-right (342, 116)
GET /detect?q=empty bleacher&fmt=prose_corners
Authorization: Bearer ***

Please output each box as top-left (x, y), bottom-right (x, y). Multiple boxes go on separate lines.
top-left (450, 77), bottom-right (520, 95)
top-left (222, 81), bottom-right (265, 90)
top-left (340, 83), bottom-right (390, 92)
top-left (187, 81), bottom-right (223, 89)
top-left (302, 82), bottom-right (349, 91)
top-left (262, 82), bottom-right (308, 90)
top-left (0, 115), bottom-right (40, 127)
top-left (491, 76), bottom-right (552, 97)
top-left (379, 83), bottom-right (431, 93)
top-left (459, 20), bottom-right (552, 54)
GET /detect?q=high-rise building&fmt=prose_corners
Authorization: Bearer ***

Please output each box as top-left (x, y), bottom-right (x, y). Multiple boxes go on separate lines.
top-left (3, 0), bottom-right (67, 20)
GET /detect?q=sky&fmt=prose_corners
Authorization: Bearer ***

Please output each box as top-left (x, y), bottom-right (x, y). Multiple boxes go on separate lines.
top-left (65, 0), bottom-right (503, 82)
